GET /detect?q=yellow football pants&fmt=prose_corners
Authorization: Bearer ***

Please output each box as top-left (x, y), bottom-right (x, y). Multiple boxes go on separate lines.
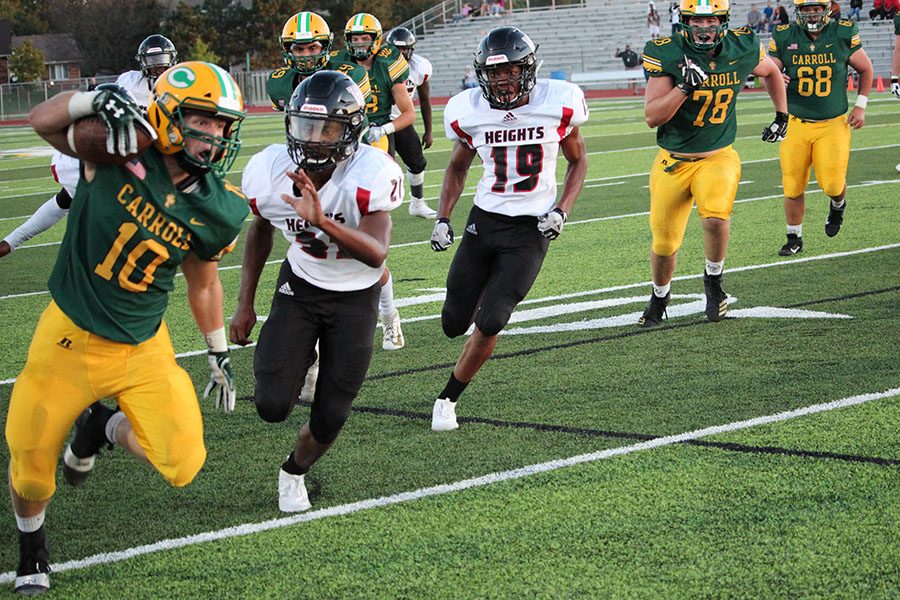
top-left (780, 114), bottom-right (851, 198)
top-left (6, 301), bottom-right (206, 502)
top-left (648, 145), bottom-right (742, 257)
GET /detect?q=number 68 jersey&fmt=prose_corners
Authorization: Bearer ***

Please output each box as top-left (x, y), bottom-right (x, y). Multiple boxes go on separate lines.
top-left (444, 79), bottom-right (589, 217)
top-left (242, 144), bottom-right (403, 292)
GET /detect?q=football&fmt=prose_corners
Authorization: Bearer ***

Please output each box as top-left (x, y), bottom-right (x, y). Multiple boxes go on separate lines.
top-left (67, 116), bottom-right (154, 165)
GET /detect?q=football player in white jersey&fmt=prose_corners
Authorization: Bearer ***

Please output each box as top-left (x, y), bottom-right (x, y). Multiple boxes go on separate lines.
top-left (231, 71), bottom-right (403, 512)
top-left (116, 34), bottom-right (179, 109)
top-left (385, 27), bottom-right (438, 218)
top-left (1, 37), bottom-right (176, 259)
top-left (429, 27), bottom-right (589, 431)
top-left (0, 83), bottom-right (142, 259)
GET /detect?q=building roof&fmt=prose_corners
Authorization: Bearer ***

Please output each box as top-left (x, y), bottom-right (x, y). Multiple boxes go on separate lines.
top-left (11, 33), bottom-right (82, 63)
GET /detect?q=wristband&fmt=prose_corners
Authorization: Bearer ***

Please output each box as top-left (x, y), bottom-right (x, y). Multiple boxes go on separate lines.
top-left (854, 95), bottom-right (867, 109)
top-left (204, 327), bottom-right (228, 353)
top-left (382, 122), bottom-right (396, 136)
top-left (67, 91), bottom-right (100, 120)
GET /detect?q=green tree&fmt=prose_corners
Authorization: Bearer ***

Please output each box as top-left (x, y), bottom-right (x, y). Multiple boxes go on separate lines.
top-left (9, 39), bottom-right (44, 82)
top-left (186, 37), bottom-right (219, 64)
top-left (0, 0), bottom-right (49, 35)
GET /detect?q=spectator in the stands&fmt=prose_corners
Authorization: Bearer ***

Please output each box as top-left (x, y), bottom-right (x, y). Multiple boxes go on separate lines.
top-left (847, 0), bottom-right (862, 20)
top-left (870, 0), bottom-right (890, 19)
top-left (648, 7), bottom-right (661, 39)
top-left (616, 44), bottom-right (641, 94)
top-left (490, 0), bottom-right (505, 17)
top-left (830, 1), bottom-right (841, 20)
top-left (478, 0), bottom-right (490, 17)
top-left (776, 1), bottom-right (791, 24)
top-left (747, 3), bottom-right (763, 31)
top-left (669, 2), bottom-right (680, 35)
top-left (763, 0), bottom-right (775, 31)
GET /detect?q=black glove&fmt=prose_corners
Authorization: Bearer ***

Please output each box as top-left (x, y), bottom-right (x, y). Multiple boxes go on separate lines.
top-left (761, 111), bottom-right (789, 143)
top-left (677, 57), bottom-right (708, 95)
top-left (431, 218), bottom-right (454, 251)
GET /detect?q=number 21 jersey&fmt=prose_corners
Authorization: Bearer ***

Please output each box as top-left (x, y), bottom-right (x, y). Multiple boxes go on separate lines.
top-left (242, 144), bottom-right (403, 291)
top-left (444, 79), bottom-right (589, 217)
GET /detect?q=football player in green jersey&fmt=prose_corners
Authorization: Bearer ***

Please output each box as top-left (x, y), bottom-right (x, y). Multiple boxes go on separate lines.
top-left (267, 11), bottom-right (372, 111)
top-left (6, 62), bottom-right (248, 595)
top-left (332, 12), bottom-right (415, 351)
top-left (768, 0), bottom-right (874, 255)
top-left (334, 12), bottom-right (415, 152)
top-left (638, 0), bottom-right (787, 327)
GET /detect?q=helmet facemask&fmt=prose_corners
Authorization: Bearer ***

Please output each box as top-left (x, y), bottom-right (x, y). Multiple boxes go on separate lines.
top-left (680, 15), bottom-right (729, 50)
top-left (282, 39), bottom-right (332, 75)
top-left (286, 112), bottom-right (364, 172)
top-left (795, 3), bottom-right (829, 33)
top-left (346, 33), bottom-right (377, 60)
top-left (475, 57), bottom-right (537, 110)
top-left (159, 103), bottom-right (243, 177)
top-left (141, 51), bottom-right (178, 83)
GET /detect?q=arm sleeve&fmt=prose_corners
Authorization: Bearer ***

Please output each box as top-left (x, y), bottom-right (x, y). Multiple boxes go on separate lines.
top-left (3, 197), bottom-right (69, 250)
top-left (641, 39), bottom-right (668, 77)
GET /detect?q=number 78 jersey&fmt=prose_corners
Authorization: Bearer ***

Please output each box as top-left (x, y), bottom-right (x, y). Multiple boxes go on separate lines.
top-left (444, 79), bottom-right (589, 217)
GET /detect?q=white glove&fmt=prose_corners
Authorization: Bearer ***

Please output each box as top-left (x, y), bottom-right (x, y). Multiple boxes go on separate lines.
top-left (204, 350), bottom-right (236, 413)
top-left (431, 218), bottom-right (454, 251)
top-left (366, 125), bottom-right (386, 143)
top-left (892, 77), bottom-right (899, 100)
top-left (537, 208), bottom-right (567, 240)
top-left (677, 57), bottom-right (708, 95)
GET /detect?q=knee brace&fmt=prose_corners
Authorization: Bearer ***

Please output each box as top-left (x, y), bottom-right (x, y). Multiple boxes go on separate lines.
top-left (407, 170), bottom-right (425, 186)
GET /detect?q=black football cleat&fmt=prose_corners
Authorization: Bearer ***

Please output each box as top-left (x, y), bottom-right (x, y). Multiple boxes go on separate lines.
top-left (15, 527), bottom-right (50, 595)
top-left (638, 292), bottom-right (670, 328)
top-left (778, 234), bottom-right (803, 256)
top-left (62, 402), bottom-right (116, 487)
top-left (825, 203), bottom-right (844, 237)
top-left (703, 273), bottom-right (728, 322)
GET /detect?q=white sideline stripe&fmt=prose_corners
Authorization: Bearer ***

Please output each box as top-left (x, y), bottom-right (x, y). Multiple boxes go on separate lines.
top-left (2, 241), bottom-right (898, 386)
top-left (0, 386), bottom-right (896, 585)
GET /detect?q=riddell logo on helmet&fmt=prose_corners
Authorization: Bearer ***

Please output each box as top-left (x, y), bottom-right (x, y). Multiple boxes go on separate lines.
top-left (300, 103), bottom-right (328, 114)
top-left (485, 54), bottom-right (509, 65)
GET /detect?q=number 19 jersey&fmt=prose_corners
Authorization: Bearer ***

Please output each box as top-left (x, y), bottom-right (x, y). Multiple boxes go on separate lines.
top-left (444, 79), bottom-right (589, 217)
top-left (242, 144), bottom-right (403, 292)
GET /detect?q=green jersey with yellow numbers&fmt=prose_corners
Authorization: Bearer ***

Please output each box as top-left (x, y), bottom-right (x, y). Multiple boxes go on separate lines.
top-left (769, 19), bottom-right (861, 120)
top-left (48, 147), bottom-right (249, 344)
top-left (642, 28), bottom-right (764, 153)
top-left (331, 45), bottom-right (410, 126)
top-left (266, 59), bottom-right (372, 111)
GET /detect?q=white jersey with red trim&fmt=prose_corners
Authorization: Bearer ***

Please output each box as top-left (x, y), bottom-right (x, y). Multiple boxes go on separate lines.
top-left (390, 53), bottom-right (433, 119)
top-left (444, 79), bottom-right (589, 217)
top-left (114, 70), bottom-right (153, 108)
top-left (50, 151), bottom-right (80, 197)
top-left (242, 144), bottom-right (404, 292)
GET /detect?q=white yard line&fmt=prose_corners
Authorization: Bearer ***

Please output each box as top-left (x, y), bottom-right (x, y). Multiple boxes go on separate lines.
top-left (1, 241), bottom-right (898, 386)
top-left (0, 385), bottom-right (895, 585)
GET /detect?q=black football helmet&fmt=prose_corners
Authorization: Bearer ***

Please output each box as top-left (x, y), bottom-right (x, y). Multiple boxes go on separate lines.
top-left (136, 35), bottom-right (178, 82)
top-left (285, 71), bottom-right (367, 171)
top-left (473, 27), bottom-right (539, 110)
top-left (385, 27), bottom-right (416, 59)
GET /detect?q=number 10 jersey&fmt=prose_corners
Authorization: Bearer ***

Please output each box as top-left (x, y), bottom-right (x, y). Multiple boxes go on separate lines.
top-left (443, 79), bottom-right (589, 217)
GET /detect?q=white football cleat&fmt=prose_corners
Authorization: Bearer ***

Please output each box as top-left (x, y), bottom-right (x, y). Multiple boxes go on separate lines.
top-left (278, 469), bottom-right (311, 513)
top-left (382, 310), bottom-right (405, 350)
top-left (431, 398), bottom-right (459, 431)
top-left (298, 355), bottom-right (319, 403)
top-left (409, 198), bottom-right (438, 218)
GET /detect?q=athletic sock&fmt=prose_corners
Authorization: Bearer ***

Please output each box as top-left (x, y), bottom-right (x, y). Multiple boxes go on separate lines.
top-left (787, 224), bottom-right (802, 237)
top-left (652, 282), bottom-right (671, 298)
top-left (439, 373), bottom-right (469, 403)
top-left (705, 259), bottom-right (724, 277)
top-left (379, 272), bottom-right (395, 317)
